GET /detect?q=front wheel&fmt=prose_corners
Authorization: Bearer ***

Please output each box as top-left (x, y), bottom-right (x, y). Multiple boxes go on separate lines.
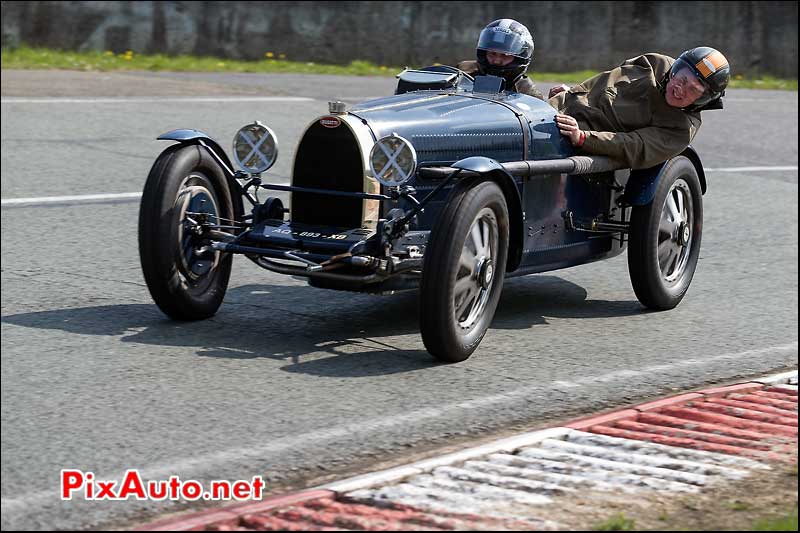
top-left (420, 180), bottom-right (509, 363)
top-left (628, 156), bottom-right (703, 310)
top-left (138, 144), bottom-right (235, 320)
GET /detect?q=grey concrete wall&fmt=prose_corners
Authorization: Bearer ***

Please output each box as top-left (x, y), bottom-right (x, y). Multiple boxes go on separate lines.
top-left (1, 1), bottom-right (797, 77)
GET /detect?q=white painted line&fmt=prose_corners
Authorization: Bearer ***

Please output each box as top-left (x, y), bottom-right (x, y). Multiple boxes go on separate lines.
top-left (1, 96), bottom-right (314, 104)
top-left (2, 178), bottom-right (289, 206)
top-left (408, 428), bottom-right (574, 473)
top-left (319, 465), bottom-right (424, 494)
top-left (553, 343), bottom-right (798, 389)
top-left (769, 383), bottom-right (799, 392)
top-left (2, 346), bottom-right (796, 515)
top-left (3, 165), bottom-right (795, 207)
top-left (705, 166), bottom-right (798, 172)
top-left (1, 192), bottom-right (143, 206)
top-left (752, 369), bottom-right (798, 385)
top-left (320, 427), bottom-right (573, 492)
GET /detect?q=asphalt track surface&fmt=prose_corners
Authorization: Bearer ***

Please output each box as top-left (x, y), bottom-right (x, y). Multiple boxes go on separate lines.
top-left (1, 70), bottom-right (797, 530)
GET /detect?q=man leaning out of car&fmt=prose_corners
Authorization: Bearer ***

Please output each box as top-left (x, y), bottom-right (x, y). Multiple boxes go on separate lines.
top-left (549, 47), bottom-right (730, 169)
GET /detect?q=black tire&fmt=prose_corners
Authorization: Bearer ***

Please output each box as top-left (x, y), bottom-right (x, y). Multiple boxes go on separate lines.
top-left (139, 144), bottom-right (235, 320)
top-left (420, 180), bottom-right (510, 363)
top-left (628, 156), bottom-right (703, 310)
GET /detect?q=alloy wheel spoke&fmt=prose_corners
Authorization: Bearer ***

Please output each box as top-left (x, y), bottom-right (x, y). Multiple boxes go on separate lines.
top-left (658, 243), bottom-right (675, 272)
top-left (666, 192), bottom-right (680, 222)
top-left (675, 189), bottom-right (685, 222)
top-left (455, 287), bottom-right (476, 319)
top-left (481, 220), bottom-right (490, 258)
top-left (454, 275), bottom-right (475, 300)
top-left (459, 247), bottom-right (477, 273)
top-left (668, 248), bottom-right (681, 276)
top-left (471, 222), bottom-right (484, 256)
top-left (658, 238), bottom-right (672, 256)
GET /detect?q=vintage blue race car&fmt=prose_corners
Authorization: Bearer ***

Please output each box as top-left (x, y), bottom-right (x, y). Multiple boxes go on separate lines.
top-left (139, 66), bottom-right (707, 362)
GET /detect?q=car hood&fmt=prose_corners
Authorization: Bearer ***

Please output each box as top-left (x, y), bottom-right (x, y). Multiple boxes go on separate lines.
top-left (349, 92), bottom-right (531, 165)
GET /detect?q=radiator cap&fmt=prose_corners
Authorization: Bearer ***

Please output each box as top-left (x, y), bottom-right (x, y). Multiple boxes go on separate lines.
top-left (328, 101), bottom-right (347, 114)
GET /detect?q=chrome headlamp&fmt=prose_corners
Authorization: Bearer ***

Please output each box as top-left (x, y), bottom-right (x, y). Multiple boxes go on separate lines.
top-left (232, 121), bottom-right (278, 174)
top-left (369, 134), bottom-right (417, 187)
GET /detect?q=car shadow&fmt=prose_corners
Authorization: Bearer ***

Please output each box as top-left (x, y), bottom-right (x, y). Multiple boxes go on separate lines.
top-left (493, 276), bottom-right (644, 330)
top-left (2, 276), bottom-right (644, 376)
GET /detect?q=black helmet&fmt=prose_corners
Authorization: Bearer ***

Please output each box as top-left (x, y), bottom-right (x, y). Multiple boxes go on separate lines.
top-left (476, 19), bottom-right (534, 85)
top-left (667, 47), bottom-right (730, 111)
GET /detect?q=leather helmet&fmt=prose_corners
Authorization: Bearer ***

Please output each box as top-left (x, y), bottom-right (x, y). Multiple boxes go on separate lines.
top-left (668, 46), bottom-right (730, 111)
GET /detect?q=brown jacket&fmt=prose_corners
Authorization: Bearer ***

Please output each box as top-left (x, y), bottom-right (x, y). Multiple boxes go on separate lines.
top-left (548, 53), bottom-right (701, 169)
top-left (456, 60), bottom-right (544, 101)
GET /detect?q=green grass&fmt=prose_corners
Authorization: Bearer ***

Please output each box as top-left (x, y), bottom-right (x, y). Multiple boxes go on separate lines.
top-left (730, 74), bottom-right (798, 91)
top-left (3, 46), bottom-right (795, 90)
top-left (594, 513), bottom-right (636, 531)
top-left (0, 45), bottom-right (398, 76)
top-left (753, 510), bottom-right (798, 531)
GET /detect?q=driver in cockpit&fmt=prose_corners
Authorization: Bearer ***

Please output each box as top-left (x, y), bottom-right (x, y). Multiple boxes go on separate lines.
top-left (456, 18), bottom-right (544, 100)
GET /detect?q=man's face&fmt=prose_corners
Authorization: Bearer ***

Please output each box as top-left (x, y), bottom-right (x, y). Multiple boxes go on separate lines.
top-left (665, 67), bottom-right (708, 108)
top-left (486, 51), bottom-right (515, 66)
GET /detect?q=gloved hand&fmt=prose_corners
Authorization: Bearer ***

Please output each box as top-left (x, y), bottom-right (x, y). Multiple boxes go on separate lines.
top-left (548, 84), bottom-right (570, 99)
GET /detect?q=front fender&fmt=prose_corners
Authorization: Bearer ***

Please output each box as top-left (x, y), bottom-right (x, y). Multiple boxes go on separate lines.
top-left (157, 129), bottom-right (237, 178)
top-left (157, 129), bottom-right (244, 221)
top-left (623, 146), bottom-right (707, 206)
top-left (451, 157), bottom-right (525, 271)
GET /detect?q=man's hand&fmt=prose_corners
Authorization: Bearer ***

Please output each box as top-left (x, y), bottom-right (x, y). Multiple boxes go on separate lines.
top-left (548, 84), bottom-right (570, 99)
top-left (555, 114), bottom-right (585, 147)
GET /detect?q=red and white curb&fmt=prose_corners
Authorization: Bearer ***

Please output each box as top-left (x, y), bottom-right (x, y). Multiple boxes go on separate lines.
top-left (139, 370), bottom-right (797, 531)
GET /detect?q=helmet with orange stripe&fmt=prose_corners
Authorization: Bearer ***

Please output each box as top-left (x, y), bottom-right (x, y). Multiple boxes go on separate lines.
top-left (666, 47), bottom-right (730, 111)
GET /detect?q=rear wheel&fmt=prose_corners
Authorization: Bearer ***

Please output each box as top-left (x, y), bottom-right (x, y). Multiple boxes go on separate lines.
top-left (628, 156), bottom-right (703, 310)
top-left (139, 144), bottom-right (235, 320)
top-left (420, 180), bottom-right (509, 363)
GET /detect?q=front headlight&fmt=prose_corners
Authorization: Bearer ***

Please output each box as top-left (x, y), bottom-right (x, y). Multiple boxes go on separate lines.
top-left (369, 134), bottom-right (417, 187)
top-left (232, 121), bottom-right (278, 174)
